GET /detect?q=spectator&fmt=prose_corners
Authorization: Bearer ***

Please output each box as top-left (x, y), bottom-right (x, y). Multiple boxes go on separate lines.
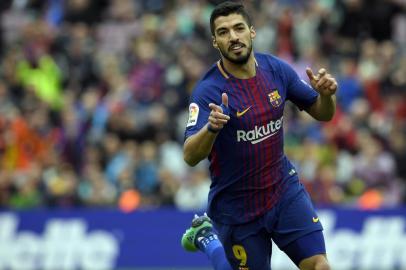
top-left (0, 0), bottom-right (404, 210)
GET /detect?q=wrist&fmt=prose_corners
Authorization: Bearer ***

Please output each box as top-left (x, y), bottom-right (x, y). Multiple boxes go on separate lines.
top-left (207, 124), bottom-right (220, 134)
top-left (319, 93), bottom-right (334, 100)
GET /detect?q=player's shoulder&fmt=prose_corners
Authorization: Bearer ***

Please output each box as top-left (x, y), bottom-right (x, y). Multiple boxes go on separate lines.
top-left (192, 63), bottom-right (226, 98)
top-left (255, 52), bottom-right (292, 72)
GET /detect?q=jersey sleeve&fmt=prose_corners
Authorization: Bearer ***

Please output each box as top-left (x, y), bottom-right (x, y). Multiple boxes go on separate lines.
top-left (280, 60), bottom-right (319, 110)
top-left (184, 82), bottom-right (218, 140)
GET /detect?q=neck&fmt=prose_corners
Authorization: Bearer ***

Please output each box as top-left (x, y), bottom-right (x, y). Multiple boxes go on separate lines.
top-left (222, 54), bottom-right (256, 79)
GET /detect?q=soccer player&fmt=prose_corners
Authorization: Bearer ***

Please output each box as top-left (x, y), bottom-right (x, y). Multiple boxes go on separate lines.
top-left (181, 2), bottom-right (337, 270)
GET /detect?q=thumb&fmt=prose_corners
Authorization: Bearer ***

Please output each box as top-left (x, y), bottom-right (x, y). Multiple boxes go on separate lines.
top-left (221, 93), bottom-right (228, 107)
top-left (220, 93), bottom-right (229, 116)
top-left (306, 67), bottom-right (316, 81)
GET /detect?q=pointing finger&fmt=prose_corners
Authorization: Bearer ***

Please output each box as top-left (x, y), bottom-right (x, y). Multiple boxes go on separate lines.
top-left (220, 93), bottom-right (230, 116)
top-left (306, 67), bottom-right (316, 81)
top-left (329, 82), bottom-right (337, 91)
top-left (222, 93), bottom-right (228, 108)
top-left (318, 68), bottom-right (326, 76)
top-left (209, 103), bottom-right (230, 119)
top-left (209, 103), bottom-right (221, 112)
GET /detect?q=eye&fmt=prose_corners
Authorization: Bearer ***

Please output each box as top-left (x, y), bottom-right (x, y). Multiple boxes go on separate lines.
top-left (218, 30), bottom-right (227, 36)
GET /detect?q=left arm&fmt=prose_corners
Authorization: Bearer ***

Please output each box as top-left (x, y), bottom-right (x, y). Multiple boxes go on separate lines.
top-left (304, 68), bottom-right (338, 121)
top-left (305, 94), bottom-right (336, 121)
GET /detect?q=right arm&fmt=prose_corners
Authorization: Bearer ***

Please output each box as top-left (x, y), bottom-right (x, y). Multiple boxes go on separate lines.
top-left (183, 123), bottom-right (219, 166)
top-left (183, 93), bottom-right (230, 166)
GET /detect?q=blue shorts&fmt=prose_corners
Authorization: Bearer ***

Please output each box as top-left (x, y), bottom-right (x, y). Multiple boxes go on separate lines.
top-left (212, 179), bottom-right (325, 270)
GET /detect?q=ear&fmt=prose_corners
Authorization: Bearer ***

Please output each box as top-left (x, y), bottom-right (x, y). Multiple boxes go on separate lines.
top-left (250, 26), bottom-right (256, 40)
top-left (212, 36), bottom-right (219, 49)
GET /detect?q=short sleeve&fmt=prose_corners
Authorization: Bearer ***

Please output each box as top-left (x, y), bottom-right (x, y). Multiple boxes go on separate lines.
top-left (184, 83), bottom-right (219, 140)
top-left (280, 60), bottom-right (319, 110)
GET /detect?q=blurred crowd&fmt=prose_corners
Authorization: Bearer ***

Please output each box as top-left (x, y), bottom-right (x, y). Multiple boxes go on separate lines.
top-left (0, 0), bottom-right (404, 211)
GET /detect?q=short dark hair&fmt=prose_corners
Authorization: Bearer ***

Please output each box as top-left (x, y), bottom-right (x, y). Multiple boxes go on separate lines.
top-left (210, 1), bottom-right (252, 35)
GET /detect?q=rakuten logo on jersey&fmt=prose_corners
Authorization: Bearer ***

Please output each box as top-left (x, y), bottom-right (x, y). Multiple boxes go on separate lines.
top-left (0, 214), bottom-right (119, 270)
top-left (237, 116), bottom-right (283, 144)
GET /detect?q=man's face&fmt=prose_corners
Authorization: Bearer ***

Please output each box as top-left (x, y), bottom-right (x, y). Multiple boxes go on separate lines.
top-left (212, 13), bottom-right (256, 64)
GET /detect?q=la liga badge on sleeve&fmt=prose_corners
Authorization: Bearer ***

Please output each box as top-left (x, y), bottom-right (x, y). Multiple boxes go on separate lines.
top-left (186, 103), bottom-right (199, 127)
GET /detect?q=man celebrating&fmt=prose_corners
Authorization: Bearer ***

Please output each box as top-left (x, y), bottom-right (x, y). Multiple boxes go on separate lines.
top-left (182, 2), bottom-right (337, 270)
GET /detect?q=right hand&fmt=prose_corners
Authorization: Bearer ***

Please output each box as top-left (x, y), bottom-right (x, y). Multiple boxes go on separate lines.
top-left (207, 93), bottom-right (230, 132)
top-left (306, 67), bottom-right (337, 96)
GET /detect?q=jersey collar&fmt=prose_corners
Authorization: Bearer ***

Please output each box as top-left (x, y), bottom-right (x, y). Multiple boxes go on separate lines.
top-left (216, 58), bottom-right (258, 79)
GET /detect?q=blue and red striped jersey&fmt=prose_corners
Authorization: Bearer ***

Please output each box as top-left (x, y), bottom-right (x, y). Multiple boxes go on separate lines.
top-left (184, 52), bottom-right (319, 225)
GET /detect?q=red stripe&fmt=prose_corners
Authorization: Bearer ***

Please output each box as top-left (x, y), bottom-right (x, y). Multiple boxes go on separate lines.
top-left (236, 77), bottom-right (256, 219)
top-left (254, 70), bottom-right (269, 214)
top-left (252, 70), bottom-right (273, 215)
top-left (250, 77), bottom-right (264, 216)
top-left (259, 70), bottom-right (285, 207)
top-left (244, 78), bottom-right (259, 216)
top-left (210, 147), bottom-right (221, 177)
top-left (229, 78), bottom-right (252, 219)
top-left (241, 77), bottom-right (262, 217)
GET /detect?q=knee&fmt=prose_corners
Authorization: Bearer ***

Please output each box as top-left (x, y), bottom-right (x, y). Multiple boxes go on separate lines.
top-left (299, 255), bottom-right (330, 270)
top-left (314, 260), bottom-right (330, 270)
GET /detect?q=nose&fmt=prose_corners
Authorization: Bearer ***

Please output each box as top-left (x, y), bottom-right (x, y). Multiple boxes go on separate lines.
top-left (229, 29), bottom-right (239, 41)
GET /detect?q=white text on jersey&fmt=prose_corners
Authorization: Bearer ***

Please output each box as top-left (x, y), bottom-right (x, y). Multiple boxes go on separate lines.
top-left (236, 116), bottom-right (283, 144)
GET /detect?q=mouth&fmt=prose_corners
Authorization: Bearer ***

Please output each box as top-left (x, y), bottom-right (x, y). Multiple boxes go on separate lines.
top-left (229, 43), bottom-right (245, 52)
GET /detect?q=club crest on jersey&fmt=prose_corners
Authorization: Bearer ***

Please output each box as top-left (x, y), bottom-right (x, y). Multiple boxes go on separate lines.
top-left (268, 90), bottom-right (282, 107)
top-left (186, 103), bottom-right (199, 127)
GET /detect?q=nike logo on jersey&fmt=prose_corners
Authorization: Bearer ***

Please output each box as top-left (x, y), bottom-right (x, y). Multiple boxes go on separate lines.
top-left (236, 106), bottom-right (251, 117)
top-left (313, 217), bottom-right (319, 223)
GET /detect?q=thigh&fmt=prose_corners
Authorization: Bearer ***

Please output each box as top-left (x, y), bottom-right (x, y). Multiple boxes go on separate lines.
top-left (281, 230), bottom-right (327, 267)
top-left (299, 254), bottom-right (329, 270)
top-left (214, 222), bottom-right (272, 270)
top-left (271, 187), bottom-right (323, 249)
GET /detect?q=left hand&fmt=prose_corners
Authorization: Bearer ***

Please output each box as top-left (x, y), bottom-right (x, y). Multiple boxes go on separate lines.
top-left (306, 67), bottom-right (338, 96)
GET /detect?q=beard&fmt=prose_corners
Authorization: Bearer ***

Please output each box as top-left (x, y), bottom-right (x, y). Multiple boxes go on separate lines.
top-left (219, 40), bottom-right (253, 65)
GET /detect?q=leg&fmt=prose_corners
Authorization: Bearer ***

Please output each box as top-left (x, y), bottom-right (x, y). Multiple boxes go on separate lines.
top-left (270, 184), bottom-right (328, 269)
top-left (282, 230), bottom-right (329, 270)
top-left (299, 254), bottom-right (330, 270)
top-left (214, 220), bottom-right (272, 270)
top-left (181, 214), bottom-right (232, 270)
top-left (220, 230), bottom-right (272, 270)
top-left (181, 214), bottom-right (273, 270)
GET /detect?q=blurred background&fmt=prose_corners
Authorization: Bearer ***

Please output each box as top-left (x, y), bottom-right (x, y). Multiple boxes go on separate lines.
top-left (0, 0), bottom-right (405, 269)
